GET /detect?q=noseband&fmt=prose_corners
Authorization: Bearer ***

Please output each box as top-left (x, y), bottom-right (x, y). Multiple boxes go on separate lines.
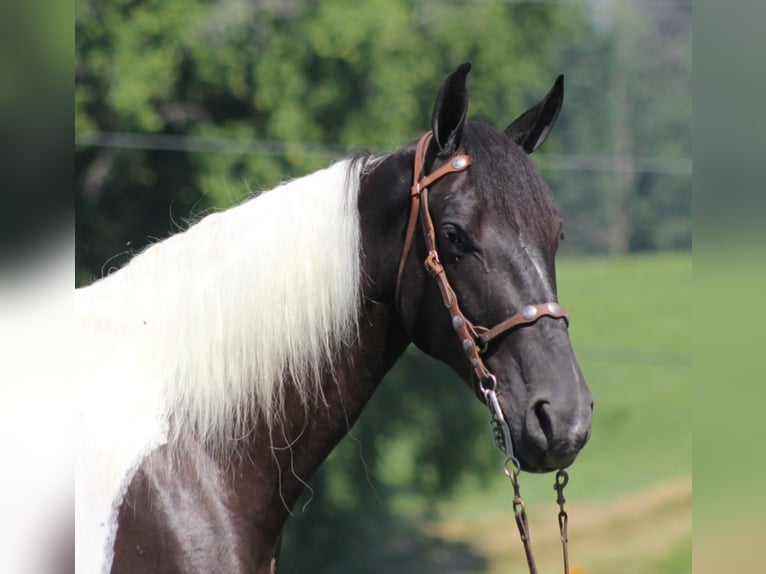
top-left (395, 131), bottom-right (569, 460)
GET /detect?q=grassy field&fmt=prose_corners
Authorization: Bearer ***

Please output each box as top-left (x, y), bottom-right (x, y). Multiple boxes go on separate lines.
top-left (390, 252), bottom-right (692, 574)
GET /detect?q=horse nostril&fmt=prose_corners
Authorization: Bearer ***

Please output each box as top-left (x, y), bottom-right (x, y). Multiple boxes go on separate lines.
top-left (534, 401), bottom-right (554, 442)
top-left (524, 399), bottom-right (554, 451)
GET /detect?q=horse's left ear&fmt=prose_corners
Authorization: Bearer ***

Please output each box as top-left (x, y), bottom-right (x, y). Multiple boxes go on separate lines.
top-left (505, 75), bottom-right (564, 154)
top-left (431, 62), bottom-right (471, 156)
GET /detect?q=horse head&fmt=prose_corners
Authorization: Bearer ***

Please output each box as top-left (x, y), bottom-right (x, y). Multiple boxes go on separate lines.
top-left (395, 64), bottom-right (593, 472)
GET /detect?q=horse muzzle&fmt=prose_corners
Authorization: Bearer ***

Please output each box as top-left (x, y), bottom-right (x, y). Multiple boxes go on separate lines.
top-left (515, 390), bottom-right (593, 472)
top-left (490, 325), bottom-right (594, 473)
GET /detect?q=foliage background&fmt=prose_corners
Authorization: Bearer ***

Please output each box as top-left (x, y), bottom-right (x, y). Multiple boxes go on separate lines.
top-left (75, 1), bottom-right (691, 572)
top-left (76, 0), bottom-right (691, 283)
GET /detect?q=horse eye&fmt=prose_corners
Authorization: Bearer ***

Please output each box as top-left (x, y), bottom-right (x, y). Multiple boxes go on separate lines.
top-left (443, 225), bottom-right (464, 246)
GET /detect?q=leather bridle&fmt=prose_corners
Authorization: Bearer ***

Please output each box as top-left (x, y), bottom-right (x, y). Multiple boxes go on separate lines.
top-left (395, 131), bottom-right (575, 574)
top-left (395, 131), bottom-right (569, 397)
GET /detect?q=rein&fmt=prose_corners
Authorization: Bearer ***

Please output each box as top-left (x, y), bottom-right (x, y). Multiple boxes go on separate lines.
top-left (396, 131), bottom-right (574, 574)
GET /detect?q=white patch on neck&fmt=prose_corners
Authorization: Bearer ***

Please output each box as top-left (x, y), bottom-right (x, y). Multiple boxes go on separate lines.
top-left (75, 306), bottom-right (170, 574)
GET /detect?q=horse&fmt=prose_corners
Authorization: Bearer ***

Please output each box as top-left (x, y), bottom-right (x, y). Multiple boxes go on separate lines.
top-left (75, 63), bottom-right (593, 574)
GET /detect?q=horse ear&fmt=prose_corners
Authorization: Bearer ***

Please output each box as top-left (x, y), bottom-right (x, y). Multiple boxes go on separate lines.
top-left (505, 75), bottom-right (564, 154)
top-left (431, 62), bottom-right (471, 156)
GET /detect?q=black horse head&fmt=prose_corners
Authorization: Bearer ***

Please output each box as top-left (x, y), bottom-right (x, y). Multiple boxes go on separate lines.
top-left (390, 64), bottom-right (593, 472)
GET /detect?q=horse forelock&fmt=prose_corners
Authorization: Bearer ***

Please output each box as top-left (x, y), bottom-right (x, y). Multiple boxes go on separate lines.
top-left (77, 157), bottom-right (366, 452)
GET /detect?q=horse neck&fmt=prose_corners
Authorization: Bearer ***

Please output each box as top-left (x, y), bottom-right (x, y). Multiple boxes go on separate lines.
top-left (226, 152), bottom-right (414, 526)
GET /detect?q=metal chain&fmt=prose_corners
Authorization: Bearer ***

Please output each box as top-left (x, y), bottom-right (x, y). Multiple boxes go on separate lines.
top-left (480, 379), bottom-right (538, 574)
top-left (480, 375), bottom-right (517, 464)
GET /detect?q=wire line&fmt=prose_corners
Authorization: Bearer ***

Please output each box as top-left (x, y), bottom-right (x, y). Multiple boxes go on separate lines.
top-left (75, 131), bottom-right (691, 175)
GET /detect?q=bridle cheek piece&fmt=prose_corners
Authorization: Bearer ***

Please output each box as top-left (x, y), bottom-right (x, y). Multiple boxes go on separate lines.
top-left (395, 131), bottom-right (568, 425)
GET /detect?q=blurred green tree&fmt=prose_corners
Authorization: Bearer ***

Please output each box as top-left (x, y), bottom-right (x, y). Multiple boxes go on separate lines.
top-left (543, 0), bottom-right (691, 255)
top-left (76, 0), bottom-right (595, 283)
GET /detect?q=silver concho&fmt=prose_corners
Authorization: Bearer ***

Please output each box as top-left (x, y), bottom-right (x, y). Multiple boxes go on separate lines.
top-left (547, 302), bottom-right (562, 315)
top-left (462, 339), bottom-right (474, 354)
top-left (452, 316), bottom-right (464, 330)
top-left (522, 305), bottom-right (538, 320)
top-left (451, 156), bottom-right (468, 170)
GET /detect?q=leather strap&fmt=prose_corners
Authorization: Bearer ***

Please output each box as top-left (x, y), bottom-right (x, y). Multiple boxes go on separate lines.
top-left (476, 303), bottom-right (568, 347)
top-left (395, 132), bottom-right (472, 298)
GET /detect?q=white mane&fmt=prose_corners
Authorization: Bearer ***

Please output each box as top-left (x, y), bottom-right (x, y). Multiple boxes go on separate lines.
top-left (77, 158), bottom-right (364, 448)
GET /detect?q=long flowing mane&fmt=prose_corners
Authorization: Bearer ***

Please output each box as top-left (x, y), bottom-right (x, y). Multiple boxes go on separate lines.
top-left (77, 157), bottom-right (366, 448)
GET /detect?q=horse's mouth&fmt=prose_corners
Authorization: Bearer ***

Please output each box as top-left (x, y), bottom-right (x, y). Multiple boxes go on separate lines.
top-left (513, 418), bottom-right (591, 473)
top-left (515, 447), bottom-right (579, 474)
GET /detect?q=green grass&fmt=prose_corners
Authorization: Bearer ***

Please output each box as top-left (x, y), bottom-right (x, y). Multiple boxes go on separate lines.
top-left (561, 252), bottom-right (691, 355)
top-left (559, 253), bottom-right (691, 497)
